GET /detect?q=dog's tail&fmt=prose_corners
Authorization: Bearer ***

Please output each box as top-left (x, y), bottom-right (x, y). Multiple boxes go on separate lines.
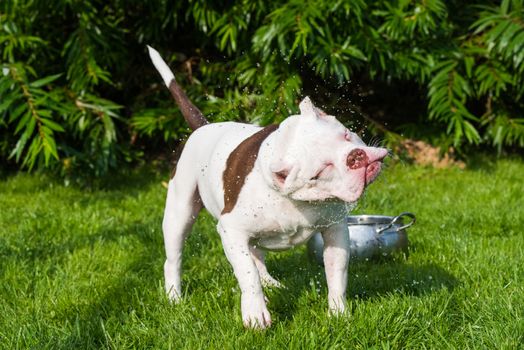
top-left (147, 46), bottom-right (208, 130)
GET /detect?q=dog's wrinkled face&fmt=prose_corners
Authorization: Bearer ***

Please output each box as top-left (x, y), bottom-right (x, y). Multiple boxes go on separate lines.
top-left (267, 97), bottom-right (388, 203)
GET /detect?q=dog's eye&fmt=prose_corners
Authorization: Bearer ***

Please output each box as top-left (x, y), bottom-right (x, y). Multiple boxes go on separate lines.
top-left (310, 163), bottom-right (332, 181)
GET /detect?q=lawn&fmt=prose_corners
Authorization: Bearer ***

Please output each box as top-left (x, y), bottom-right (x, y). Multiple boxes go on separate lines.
top-left (0, 158), bottom-right (523, 349)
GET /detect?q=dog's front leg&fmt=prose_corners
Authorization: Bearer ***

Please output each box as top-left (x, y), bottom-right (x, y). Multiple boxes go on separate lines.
top-left (321, 221), bottom-right (350, 315)
top-left (217, 222), bottom-right (271, 329)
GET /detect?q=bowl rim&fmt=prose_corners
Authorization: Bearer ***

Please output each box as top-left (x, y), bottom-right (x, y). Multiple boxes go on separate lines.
top-left (347, 215), bottom-right (400, 225)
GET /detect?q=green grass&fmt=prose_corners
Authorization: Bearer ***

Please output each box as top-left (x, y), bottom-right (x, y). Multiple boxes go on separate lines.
top-left (1, 159), bottom-right (523, 349)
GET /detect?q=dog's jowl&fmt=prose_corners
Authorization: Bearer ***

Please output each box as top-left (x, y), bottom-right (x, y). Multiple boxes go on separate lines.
top-left (148, 46), bottom-right (388, 329)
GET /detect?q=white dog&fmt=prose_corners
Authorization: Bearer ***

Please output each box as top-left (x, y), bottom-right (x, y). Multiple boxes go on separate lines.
top-left (148, 46), bottom-right (387, 329)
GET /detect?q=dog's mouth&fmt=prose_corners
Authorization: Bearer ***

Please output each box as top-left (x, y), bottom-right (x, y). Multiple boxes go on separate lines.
top-left (365, 161), bottom-right (382, 185)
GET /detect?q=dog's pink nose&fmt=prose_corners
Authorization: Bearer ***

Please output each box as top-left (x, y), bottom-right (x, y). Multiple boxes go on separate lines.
top-left (347, 148), bottom-right (368, 169)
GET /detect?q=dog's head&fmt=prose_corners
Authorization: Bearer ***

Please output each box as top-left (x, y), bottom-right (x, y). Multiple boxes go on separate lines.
top-left (262, 97), bottom-right (388, 203)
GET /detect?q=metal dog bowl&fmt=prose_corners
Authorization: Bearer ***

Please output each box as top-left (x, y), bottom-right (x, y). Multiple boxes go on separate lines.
top-left (308, 212), bottom-right (416, 263)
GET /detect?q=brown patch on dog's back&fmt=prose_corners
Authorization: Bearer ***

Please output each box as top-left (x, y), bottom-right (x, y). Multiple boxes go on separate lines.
top-left (222, 125), bottom-right (279, 215)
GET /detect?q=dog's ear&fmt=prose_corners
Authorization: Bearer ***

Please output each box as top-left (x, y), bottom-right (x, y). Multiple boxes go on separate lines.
top-left (299, 96), bottom-right (316, 116)
top-left (270, 161), bottom-right (299, 192)
top-left (299, 96), bottom-right (327, 118)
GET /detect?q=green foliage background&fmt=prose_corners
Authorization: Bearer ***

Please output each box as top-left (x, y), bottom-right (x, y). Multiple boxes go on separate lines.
top-left (1, 0), bottom-right (523, 179)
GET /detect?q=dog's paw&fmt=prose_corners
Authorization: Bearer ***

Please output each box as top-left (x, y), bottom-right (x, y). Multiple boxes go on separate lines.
top-left (327, 294), bottom-right (347, 316)
top-left (241, 297), bottom-right (272, 329)
top-left (166, 286), bottom-right (183, 303)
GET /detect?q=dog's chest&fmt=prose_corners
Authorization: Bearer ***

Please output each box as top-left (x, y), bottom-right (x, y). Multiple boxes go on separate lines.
top-left (234, 183), bottom-right (347, 250)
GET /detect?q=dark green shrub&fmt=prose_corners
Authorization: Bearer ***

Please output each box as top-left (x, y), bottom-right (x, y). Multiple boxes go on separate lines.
top-left (1, 0), bottom-right (523, 179)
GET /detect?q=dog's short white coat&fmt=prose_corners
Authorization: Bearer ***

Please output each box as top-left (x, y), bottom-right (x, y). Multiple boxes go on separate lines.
top-left (149, 46), bottom-right (388, 328)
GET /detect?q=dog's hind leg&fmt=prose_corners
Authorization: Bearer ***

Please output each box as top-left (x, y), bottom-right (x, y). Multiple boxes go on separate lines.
top-left (249, 246), bottom-right (282, 288)
top-left (162, 174), bottom-right (202, 302)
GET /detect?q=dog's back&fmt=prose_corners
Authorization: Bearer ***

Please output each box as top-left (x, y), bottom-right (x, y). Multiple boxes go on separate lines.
top-left (174, 121), bottom-right (262, 218)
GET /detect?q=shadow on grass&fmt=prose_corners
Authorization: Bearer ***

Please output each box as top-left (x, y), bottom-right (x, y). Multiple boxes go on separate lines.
top-left (347, 260), bottom-right (459, 299)
top-left (264, 250), bottom-right (459, 323)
